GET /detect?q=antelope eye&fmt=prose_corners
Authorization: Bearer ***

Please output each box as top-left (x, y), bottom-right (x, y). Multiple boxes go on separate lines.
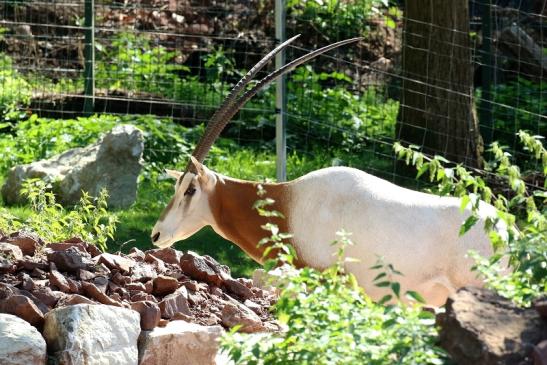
top-left (184, 186), bottom-right (196, 196)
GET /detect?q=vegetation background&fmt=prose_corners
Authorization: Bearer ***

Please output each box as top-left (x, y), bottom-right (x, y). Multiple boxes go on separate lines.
top-left (0, 0), bottom-right (545, 363)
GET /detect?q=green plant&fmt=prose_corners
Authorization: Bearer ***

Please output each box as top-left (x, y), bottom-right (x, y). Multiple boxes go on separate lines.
top-left (0, 179), bottom-right (117, 251)
top-left (96, 32), bottom-right (189, 96)
top-left (394, 131), bottom-right (546, 306)
top-left (288, 0), bottom-right (387, 40)
top-left (0, 52), bottom-right (32, 121)
top-left (477, 78), bottom-right (546, 165)
top-left (222, 232), bottom-right (447, 364)
top-left (221, 186), bottom-right (447, 365)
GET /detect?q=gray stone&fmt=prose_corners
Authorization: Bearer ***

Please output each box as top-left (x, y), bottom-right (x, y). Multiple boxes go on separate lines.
top-left (1, 125), bottom-right (144, 208)
top-left (438, 286), bottom-right (547, 365)
top-left (138, 320), bottom-right (224, 365)
top-left (43, 303), bottom-right (140, 365)
top-left (0, 313), bottom-right (47, 365)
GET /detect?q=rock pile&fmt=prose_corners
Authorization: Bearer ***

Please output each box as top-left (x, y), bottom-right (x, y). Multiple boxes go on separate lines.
top-left (0, 230), bottom-right (279, 364)
top-left (0, 230), bottom-right (278, 332)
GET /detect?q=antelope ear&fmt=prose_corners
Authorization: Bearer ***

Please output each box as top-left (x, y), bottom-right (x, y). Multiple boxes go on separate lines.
top-left (165, 169), bottom-right (183, 180)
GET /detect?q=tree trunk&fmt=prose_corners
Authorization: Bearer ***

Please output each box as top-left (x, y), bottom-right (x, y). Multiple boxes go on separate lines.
top-left (396, 0), bottom-right (483, 168)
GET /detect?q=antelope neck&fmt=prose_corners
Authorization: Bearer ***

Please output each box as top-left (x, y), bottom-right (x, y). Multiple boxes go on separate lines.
top-left (208, 175), bottom-right (291, 264)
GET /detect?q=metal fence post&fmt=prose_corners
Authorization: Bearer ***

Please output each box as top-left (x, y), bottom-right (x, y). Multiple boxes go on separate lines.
top-left (83, 0), bottom-right (95, 115)
top-left (479, 0), bottom-right (494, 146)
top-left (275, 0), bottom-right (287, 182)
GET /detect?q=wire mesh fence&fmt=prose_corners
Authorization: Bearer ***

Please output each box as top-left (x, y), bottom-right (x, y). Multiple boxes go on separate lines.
top-left (0, 0), bottom-right (545, 188)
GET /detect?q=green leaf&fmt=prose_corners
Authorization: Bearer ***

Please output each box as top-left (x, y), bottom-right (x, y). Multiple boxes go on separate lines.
top-left (406, 290), bottom-right (426, 304)
top-left (375, 281), bottom-right (390, 288)
top-left (391, 282), bottom-right (401, 298)
top-left (460, 195), bottom-right (470, 212)
top-left (459, 215), bottom-right (479, 236)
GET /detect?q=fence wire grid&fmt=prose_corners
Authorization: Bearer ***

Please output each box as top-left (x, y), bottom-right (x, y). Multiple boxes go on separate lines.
top-left (0, 0), bottom-right (545, 188)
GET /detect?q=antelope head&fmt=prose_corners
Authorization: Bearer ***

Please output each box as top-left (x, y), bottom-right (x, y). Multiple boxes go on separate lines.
top-left (151, 35), bottom-right (361, 248)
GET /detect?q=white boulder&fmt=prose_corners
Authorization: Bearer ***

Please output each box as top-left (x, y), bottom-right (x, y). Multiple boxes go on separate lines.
top-left (43, 303), bottom-right (140, 365)
top-left (138, 320), bottom-right (224, 365)
top-left (1, 124), bottom-right (144, 208)
top-left (0, 313), bottom-right (47, 365)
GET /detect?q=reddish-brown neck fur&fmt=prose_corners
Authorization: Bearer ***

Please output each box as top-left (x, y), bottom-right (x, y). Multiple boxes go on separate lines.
top-left (208, 175), bottom-right (292, 265)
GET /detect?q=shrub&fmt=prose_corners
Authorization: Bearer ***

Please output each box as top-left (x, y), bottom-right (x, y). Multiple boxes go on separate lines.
top-left (0, 179), bottom-right (117, 251)
top-left (0, 53), bottom-right (31, 120)
top-left (287, 0), bottom-right (388, 39)
top-left (96, 32), bottom-right (189, 97)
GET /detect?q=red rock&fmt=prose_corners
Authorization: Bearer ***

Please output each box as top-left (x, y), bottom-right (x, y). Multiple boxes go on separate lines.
top-left (18, 259), bottom-right (48, 271)
top-left (20, 273), bottom-right (35, 291)
top-left (148, 248), bottom-right (181, 265)
top-left (46, 242), bottom-right (87, 253)
top-left (130, 292), bottom-right (157, 303)
top-left (0, 242), bottom-right (23, 260)
top-left (97, 253), bottom-right (135, 273)
top-left (533, 340), bottom-right (547, 365)
top-left (0, 283), bottom-right (18, 300)
top-left (181, 280), bottom-right (199, 292)
top-left (224, 278), bottom-right (253, 300)
top-left (81, 281), bottom-right (122, 307)
top-left (0, 257), bottom-right (14, 273)
top-left (77, 269), bottom-right (96, 281)
top-left (186, 290), bottom-right (205, 306)
top-left (59, 294), bottom-right (96, 306)
top-left (144, 253), bottom-right (166, 272)
top-left (32, 286), bottom-right (63, 308)
top-left (152, 275), bottom-right (179, 296)
top-left (93, 276), bottom-right (108, 293)
top-left (243, 299), bottom-right (262, 314)
top-left (85, 243), bottom-right (102, 257)
top-left (94, 263), bottom-right (111, 276)
top-left (158, 319), bottom-right (169, 327)
top-left (202, 314), bottom-right (222, 326)
top-left (144, 280), bottom-right (153, 294)
top-left (112, 272), bottom-right (131, 286)
top-left (159, 287), bottom-right (191, 319)
top-left (238, 278), bottom-right (253, 288)
top-left (5, 231), bottom-right (41, 256)
top-left (203, 255), bottom-right (230, 277)
top-left (180, 251), bottom-right (226, 286)
top-left (31, 268), bottom-right (47, 279)
top-left (126, 282), bottom-right (146, 292)
top-left (220, 301), bottom-right (265, 333)
top-left (47, 247), bottom-right (90, 273)
top-left (67, 278), bottom-right (81, 294)
top-left (209, 286), bottom-right (223, 297)
top-left (108, 281), bottom-right (120, 292)
top-left (0, 294), bottom-right (44, 326)
top-left (60, 237), bottom-right (101, 257)
top-left (131, 301), bottom-right (161, 330)
top-left (172, 312), bottom-right (194, 322)
top-left (49, 270), bottom-right (71, 293)
top-left (131, 262), bottom-right (158, 282)
top-left (128, 247), bottom-right (145, 261)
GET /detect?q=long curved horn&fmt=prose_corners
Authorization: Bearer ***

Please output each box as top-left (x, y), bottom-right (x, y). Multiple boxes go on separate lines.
top-left (187, 37), bottom-right (362, 170)
top-left (187, 34), bottom-right (301, 171)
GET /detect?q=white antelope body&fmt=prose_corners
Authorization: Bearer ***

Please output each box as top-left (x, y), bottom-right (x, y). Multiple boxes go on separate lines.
top-left (151, 36), bottom-right (502, 306)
